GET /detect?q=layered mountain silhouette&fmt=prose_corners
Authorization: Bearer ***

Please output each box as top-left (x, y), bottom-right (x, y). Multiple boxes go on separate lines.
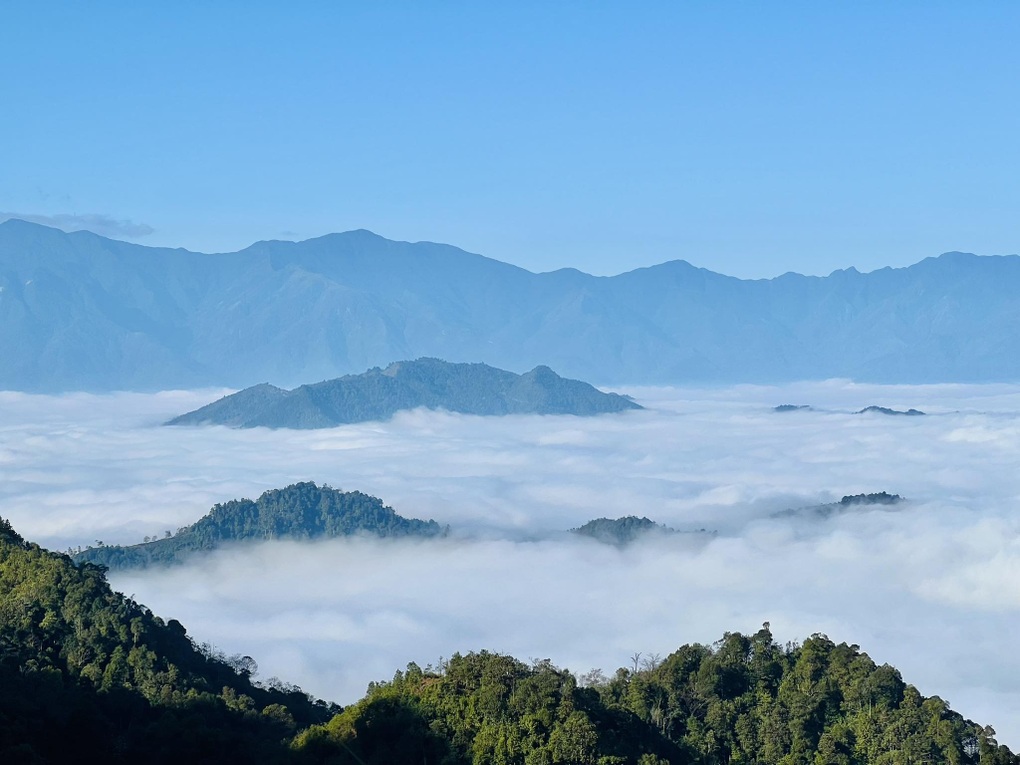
top-left (3, 219), bottom-right (1019, 392)
top-left (167, 358), bottom-right (642, 428)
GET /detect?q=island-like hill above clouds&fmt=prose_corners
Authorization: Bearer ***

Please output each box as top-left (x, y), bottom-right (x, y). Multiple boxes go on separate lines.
top-left (72, 482), bottom-right (446, 569)
top-left (74, 483), bottom-right (904, 571)
top-left (6, 515), bottom-right (1018, 763)
top-left (167, 358), bottom-right (642, 429)
top-left (3, 219), bottom-right (1020, 391)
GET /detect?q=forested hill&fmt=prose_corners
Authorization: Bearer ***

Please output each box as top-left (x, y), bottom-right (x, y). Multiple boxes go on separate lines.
top-left (295, 625), bottom-right (1019, 765)
top-left (0, 515), bottom-right (334, 763)
top-left (571, 516), bottom-right (689, 545)
top-left (773, 492), bottom-right (904, 520)
top-left (5, 220), bottom-right (1020, 392)
top-left (72, 482), bottom-right (445, 569)
top-left (166, 358), bottom-right (642, 429)
top-left (3, 515), bottom-right (1017, 763)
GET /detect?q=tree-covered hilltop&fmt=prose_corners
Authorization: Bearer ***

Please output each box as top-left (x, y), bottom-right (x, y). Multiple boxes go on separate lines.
top-left (293, 626), bottom-right (1019, 765)
top-left (166, 357), bottom-right (643, 429)
top-left (72, 482), bottom-right (446, 570)
top-left (571, 516), bottom-right (710, 546)
top-left (0, 515), bottom-right (334, 764)
top-left (773, 493), bottom-right (904, 521)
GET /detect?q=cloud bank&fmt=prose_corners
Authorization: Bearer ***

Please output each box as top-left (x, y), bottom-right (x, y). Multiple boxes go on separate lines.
top-left (2, 382), bottom-right (1020, 743)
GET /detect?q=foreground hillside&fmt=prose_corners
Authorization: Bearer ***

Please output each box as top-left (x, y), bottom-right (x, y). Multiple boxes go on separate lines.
top-left (167, 358), bottom-right (641, 428)
top-left (0, 516), bottom-right (334, 763)
top-left (4, 515), bottom-right (1017, 763)
top-left (73, 482), bottom-right (445, 569)
top-left (295, 629), bottom-right (1019, 765)
top-left (3, 219), bottom-right (1020, 391)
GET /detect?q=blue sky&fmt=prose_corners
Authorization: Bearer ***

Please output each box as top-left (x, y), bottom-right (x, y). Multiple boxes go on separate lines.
top-left (2, 2), bottom-right (1018, 277)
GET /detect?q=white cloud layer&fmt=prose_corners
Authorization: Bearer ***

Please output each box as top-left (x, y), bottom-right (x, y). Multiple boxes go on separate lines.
top-left (2, 381), bottom-right (1020, 744)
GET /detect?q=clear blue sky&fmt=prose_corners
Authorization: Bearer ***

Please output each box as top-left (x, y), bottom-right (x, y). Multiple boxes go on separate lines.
top-left (2, 2), bottom-right (1018, 277)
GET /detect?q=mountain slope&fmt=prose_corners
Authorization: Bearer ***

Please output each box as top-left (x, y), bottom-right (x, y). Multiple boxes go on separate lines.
top-left (72, 482), bottom-right (445, 569)
top-left (167, 358), bottom-right (642, 428)
top-left (0, 516), bottom-right (333, 764)
top-left (3, 219), bottom-right (1020, 391)
top-left (292, 626), bottom-right (1020, 765)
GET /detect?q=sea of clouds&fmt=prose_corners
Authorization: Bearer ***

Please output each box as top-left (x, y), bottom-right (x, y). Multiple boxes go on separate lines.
top-left (2, 381), bottom-right (1020, 744)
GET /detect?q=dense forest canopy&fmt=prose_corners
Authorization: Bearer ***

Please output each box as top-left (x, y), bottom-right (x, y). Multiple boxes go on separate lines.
top-left (293, 627), bottom-right (1019, 765)
top-left (72, 482), bottom-right (446, 570)
top-left (0, 513), bottom-right (334, 763)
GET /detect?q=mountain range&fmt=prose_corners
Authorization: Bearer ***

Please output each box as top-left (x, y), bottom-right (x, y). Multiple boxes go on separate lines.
top-left (3, 218), bottom-right (1019, 392)
top-left (167, 358), bottom-right (641, 428)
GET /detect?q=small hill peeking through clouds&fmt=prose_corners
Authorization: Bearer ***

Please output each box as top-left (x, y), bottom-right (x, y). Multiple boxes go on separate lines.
top-left (166, 358), bottom-right (642, 429)
top-left (72, 482), bottom-right (445, 569)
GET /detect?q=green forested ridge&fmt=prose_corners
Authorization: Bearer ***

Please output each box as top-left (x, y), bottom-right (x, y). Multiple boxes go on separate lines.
top-left (72, 482), bottom-right (446, 569)
top-left (0, 514), bottom-right (334, 764)
top-left (293, 627), bottom-right (1018, 765)
top-left (4, 514), bottom-right (1016, 764)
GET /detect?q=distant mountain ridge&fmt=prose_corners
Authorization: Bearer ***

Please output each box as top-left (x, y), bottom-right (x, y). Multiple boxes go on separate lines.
top-left (3, 219), bottom-right (1020, 391)
top-left (167, 358), bottom-right (642, 428)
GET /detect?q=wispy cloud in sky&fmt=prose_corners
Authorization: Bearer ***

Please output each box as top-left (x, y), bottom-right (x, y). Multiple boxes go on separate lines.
top-left (0, 212), bottom-right (154, 239)
top-left (2, 382), bottom-right (1020, 742)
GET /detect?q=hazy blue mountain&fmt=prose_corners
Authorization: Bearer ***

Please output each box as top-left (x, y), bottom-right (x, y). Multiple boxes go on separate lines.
top-left (856, 405), bottom-right (926, 416)
top-left (774, 405), bottom-right (924, 414)
top-left (3, 219), bottom-right (1020, 391)
top-left (72, 482), bottom-right (445, 569)
top-left (167, 358), bottom-right (642, 428)
top-left (570, 516), bottom-right (706, 545)
top-left (773, 492), bottom-right (904, 520)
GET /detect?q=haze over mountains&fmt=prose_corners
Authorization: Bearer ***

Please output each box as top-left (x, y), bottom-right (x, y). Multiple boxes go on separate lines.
top-left (2, 218), bottom-right (1019, 393)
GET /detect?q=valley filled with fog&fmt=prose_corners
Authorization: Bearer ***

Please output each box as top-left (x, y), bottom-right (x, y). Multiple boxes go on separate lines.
top-left (2, 382), bottom-right (1020, 744)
